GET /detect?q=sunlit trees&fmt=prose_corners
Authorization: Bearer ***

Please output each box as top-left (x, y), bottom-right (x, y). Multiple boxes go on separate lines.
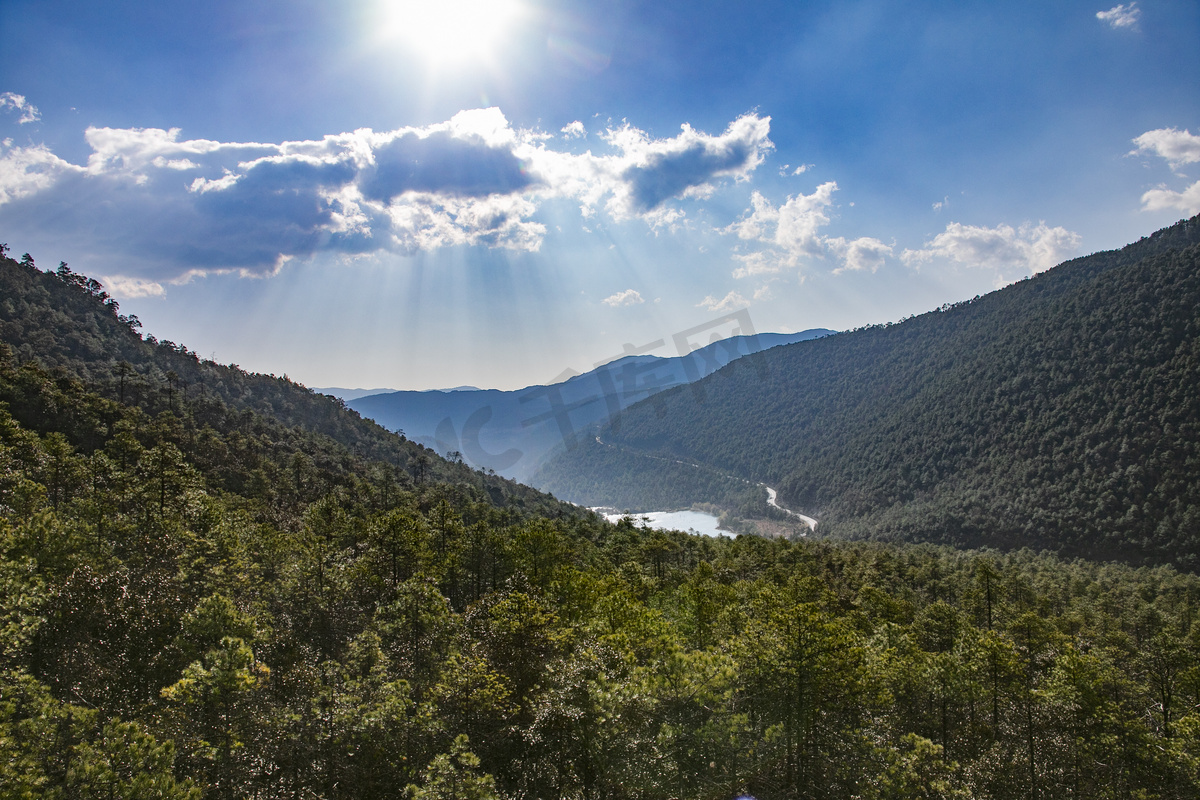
top-left (160, 637), bottom-right (269, 799)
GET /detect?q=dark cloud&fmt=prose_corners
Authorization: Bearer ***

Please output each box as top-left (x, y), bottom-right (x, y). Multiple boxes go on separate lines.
top-left (1, 159), bottom-right (365, 277)
top-left (622, 138), bottom-right (756, 212)
top-left (236, 157), bottom-right (357, 194)
top-left (195, 158), bottom-right (356, 227)
top-left (359, 131), bottom-right (532, 201)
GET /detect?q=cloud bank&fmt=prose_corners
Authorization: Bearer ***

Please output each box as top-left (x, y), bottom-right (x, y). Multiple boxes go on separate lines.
top-left (901, 222), bottom-right (1081, 275)
top-left (0, 107), bottom-right (773, 284)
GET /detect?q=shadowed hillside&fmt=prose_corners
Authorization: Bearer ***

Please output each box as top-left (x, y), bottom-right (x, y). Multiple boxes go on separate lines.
top-left (535, 216), bottom-right (1200, 567)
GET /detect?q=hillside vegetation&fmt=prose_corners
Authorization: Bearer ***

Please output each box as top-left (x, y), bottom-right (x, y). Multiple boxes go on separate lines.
top-left (0, 248), bottom-right (565, 517)
top-left (536, 216), bottom-right (1200, 568)
top-left (5, 243), bottom-right (1200, 798)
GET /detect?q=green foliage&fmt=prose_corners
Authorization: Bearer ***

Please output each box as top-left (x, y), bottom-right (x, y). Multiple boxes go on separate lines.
top-left (0, 670), bottom-right (199, 799)
top-left (0, 250), bottom-right (578, 521)
top-left (863, 734), bottom-right (969, 800)
top-left (4, 240), bottom-right (1200, 797)
top-left (407, 735), bottom-right (499, 800)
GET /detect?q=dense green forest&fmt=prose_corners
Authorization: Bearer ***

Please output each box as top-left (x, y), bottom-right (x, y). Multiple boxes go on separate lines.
top-left (536, 216), bottom-right (1200, 568)
top-left (0, 247), bottom-right (569, 518)
top-left (5, 243), bottom-right (1200, 798)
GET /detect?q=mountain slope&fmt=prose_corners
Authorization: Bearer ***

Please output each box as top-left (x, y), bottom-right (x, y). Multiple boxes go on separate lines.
top-left (0, 248), bottom-right (572, 517)
top-left (535, 216), bottom-right (1200, 566)
top-left (349, 329), bottom-right (832, 481)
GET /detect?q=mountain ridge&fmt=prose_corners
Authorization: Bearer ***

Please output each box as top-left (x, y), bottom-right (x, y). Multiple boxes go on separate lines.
top-left (0, 247), bottom-right (576, 519)
top-left (349, 328), bottom-right (833, 481)
top-left (534, 215), bottom-right (1200, 567)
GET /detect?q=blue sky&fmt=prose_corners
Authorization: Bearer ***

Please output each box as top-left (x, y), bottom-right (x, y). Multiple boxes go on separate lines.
top-left (2, 0), bottom-right (1198, 390)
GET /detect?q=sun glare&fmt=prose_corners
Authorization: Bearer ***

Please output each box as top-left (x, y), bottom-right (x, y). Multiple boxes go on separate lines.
top-left (376, 0), bottom-right (523, 66)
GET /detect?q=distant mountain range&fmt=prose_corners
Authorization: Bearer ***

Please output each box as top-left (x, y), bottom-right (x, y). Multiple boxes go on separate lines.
top-left (313, 387), bottom-right (400, 401)
top-left (316, 385), bottom-right (486, 400)
top-left (535, 215), bottom-right (1200, 567)
top-left (347, 329), bottom-right (833, 481)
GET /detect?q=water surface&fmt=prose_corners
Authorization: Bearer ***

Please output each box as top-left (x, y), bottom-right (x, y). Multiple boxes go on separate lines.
top-left (598, 508), bottom-right (731, 538)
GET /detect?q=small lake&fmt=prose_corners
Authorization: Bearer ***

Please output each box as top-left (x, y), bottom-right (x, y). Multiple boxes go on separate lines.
top-left (596, 508), bottom-right (732, 538)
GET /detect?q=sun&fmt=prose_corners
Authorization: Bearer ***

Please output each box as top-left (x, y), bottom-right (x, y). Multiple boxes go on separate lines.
top-left (374, 0), bottom-right (525, 67)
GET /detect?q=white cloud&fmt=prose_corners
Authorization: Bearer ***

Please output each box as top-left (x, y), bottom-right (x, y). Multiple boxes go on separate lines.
top-left (778, 163), bottom-right (813, 177)
top-left (0, 141), bottom-right (79, 204)
top-left (83, 126), bottom-right (262, 178)
top-left (725, 182), bottom-right (891, 275)
top-left (596, 113), bottom-right (773, 220)
top-left (0, 93), bottom-right (40, 124)
top-left (561, 121), bottom-right (586, 139)
top-left (102, 275), bottom-right (166, 298)
top-left (1130, 127), bottom-right (1200, 215)
top-left (1141, 180), bottom-right (1200, 215)
top-left (602, 288), bottom-right (645, 307)
top-left (901, 221), bottom-right (1081, 274)
top-left (726, 183), bottom-right (836, 258)
top-left (0, 108), bottom-right (773, 284)
top-left (731, 250), bottom-right (785, 279)
top-left (1131, 127), bottom-right (1200, 169)
top-left (1096, 3), bottom-right (1140, 30)
top-left (826, 236), bottom-right (894, 274)
top-left (152, 156), bottom-right (200, 170)
top-left (752, 285), bottom-right (773, 301)
top-left (774, 183), bottom-right (838, 255)
top-left (697, 290), bottom-right (748, 313)
top-left (384, 192), bottom-right (546, 253)
top-left (641, 205), bottom-right (687, 234)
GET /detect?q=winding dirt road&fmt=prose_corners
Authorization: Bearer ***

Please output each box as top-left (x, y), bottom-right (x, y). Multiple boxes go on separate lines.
top-left (764, 486), bottom-right (817, 531)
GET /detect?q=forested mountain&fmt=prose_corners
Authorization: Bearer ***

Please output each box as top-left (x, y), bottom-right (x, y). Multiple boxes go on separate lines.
top-left (349, 329), bottom-right (831, 482)
top-left (0, 248), bottom-right (565, 516)
top-left (6, 241), bottom-right (1200, 798)
top-left (535, 216), bottom-right (1200, 568)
